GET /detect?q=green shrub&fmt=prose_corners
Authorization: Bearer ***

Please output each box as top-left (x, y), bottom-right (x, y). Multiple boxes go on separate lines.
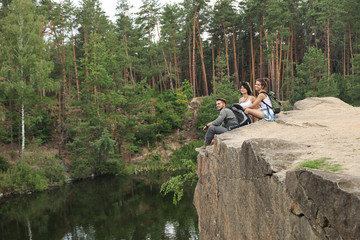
top-left (96, 158), bottom-right (124, 176)
top-left (170, 140), bottom-right (203, 168)
top-left (0, 161), bottom-right (48, 192)
top-left (71, 158), bottom-right (92, 180)
top-left (0, 155), bottom-right (9, 172)
top-left (161, 139), bottom-right (203, 205)
top-left (41, 157), bottom-right (67, 184)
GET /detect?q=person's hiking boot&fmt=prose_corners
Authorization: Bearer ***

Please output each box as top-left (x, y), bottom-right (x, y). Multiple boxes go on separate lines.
top-left (195, 145), bottom-right (206, 152)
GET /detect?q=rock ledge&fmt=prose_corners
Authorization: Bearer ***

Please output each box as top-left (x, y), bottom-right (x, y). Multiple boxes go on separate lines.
top-left (194, 97), bottom-right (360, 240)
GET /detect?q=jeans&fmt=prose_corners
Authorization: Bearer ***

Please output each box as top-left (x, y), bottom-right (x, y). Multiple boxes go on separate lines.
top-left (204, 125), bottom-right (228, 145)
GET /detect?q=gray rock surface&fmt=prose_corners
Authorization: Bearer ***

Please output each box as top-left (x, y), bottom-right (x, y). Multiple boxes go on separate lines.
top-left (194, 97), bottom-right (360, 240)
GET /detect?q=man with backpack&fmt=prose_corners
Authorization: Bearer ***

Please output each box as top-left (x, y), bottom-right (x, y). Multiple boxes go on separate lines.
top-left (201, 98), bottom-right (239, 146)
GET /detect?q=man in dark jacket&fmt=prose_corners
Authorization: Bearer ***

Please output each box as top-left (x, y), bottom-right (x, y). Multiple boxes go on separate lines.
top-left (202, 98), bottom-right (239, 146)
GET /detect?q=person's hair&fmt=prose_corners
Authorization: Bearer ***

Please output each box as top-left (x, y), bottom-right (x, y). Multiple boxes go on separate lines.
top-left (216, 98), bottom-right (227, 104)
top-left (241, 82), bottom-right (252, 95)
top-left (255, 78), bottom-right (268, 89)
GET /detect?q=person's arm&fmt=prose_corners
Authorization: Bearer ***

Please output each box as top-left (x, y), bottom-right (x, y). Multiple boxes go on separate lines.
top-left (203, 122), bottom-right (213, 131)
top-left (250, 96), bottom-right (259, 108)
top-left (245, 93), bottom-right (266, 109)
top-left (211, 109), bottom-right (227, 126)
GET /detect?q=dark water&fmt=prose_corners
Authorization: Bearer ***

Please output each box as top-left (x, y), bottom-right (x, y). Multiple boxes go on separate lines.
top-left (0, 172), bottom-right (199, 240)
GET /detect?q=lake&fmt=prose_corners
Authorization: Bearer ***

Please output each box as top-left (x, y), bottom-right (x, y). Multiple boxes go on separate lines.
top-left (0, 172), bottom-right (199, 240)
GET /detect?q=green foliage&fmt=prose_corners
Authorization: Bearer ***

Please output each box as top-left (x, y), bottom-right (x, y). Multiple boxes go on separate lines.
top-left (95, 158), bottom-right (125, 176)
top-left (40, 157), bottom-right (67, 184)
top-left (91, 128), bottom-right (115, 162)
top-left (26, 109), bottom-right (53, 144)
top-left (296, 157), bottom-right (341, 172)
top-left (197, 79), bottom-right (240, 130)
top-left (0, 155), bottom-right (9, 172)
top-left (71, 158), bottom-right (92, 180)
top-left (292, 47), bottom-right (328, 102)
top-left (160, 140), bottom-right (202, 205)
top-left (0, 161), bottom-right (48, 192)
top-left (346, 53), bottom-right (360, 105)
top-left (170, 140), bottom-right (203, 168)
top-left (68, 127), bottom-right (124, 179)
top-left (161, 160), bottom-right (198, 205)
top-left (0, 152), bottom-right (67, 193)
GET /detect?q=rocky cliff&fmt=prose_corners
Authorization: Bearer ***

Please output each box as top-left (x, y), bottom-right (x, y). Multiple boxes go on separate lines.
top-left (194, 97), bottom-right (360, 240)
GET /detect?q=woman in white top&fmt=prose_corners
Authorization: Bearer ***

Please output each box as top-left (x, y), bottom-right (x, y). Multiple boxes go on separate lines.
top-left (244, 78), bottom-right (275, 121)
top-left (239, 82), bottom-right (256, 108)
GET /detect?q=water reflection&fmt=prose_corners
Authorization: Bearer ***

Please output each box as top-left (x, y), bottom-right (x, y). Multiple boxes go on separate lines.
top-left (0, 173), bottom-right (199, 240)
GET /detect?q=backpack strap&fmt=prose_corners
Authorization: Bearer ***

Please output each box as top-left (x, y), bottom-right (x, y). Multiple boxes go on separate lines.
top-left (260, 91), bottom-right (273, 110)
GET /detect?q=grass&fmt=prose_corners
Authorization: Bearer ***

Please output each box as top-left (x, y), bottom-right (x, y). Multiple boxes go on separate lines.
top-left (296, 157), bottom-right (342, 172)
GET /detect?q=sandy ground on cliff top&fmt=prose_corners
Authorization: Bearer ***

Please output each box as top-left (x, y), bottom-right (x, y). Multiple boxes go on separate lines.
top-left (216, 97), bottom-right (360, 177)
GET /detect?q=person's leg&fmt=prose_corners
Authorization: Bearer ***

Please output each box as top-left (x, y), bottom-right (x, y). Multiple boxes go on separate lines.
top-left (204, 125), bottom-right (228, 145)
top-left (245, 108), bottom-right (263, 120)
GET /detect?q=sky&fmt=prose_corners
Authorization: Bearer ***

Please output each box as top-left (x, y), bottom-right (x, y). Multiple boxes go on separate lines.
top-left (72, 0), bottom-right (185, 22)
top-left (69, 0), bottom-right (217, 23)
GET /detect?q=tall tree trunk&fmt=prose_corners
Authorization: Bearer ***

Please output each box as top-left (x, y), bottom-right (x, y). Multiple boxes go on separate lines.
top-left (286, 26), bottom-right (291, 97)
top-left (349, 23), bottom-right (353, 75)
top-left (173, 40), bottom-right (179, 87)
top-left (276, 26), bottom-right (284, 98)
top-left (84, 24), bottom-right (89, 96)
top-left (196, 19), bottom-right (208, 96)
top-left (124, 24), bottom-right (134, 85)
top-left (222, 21), bottom-right (230, 81)
top-left (71, 34), bottom-right (80, 100)
top-left (20, 67), bottom-right (25, 157)
top-left (249, 21), bottom-right (256, 90)
top-left (327, 17), bottom-right (331, 80)
top-left (264, 28), bottom-right (273, 89)
top-left (291, 26), bottom-right (295, 88)
top-left (349, 23), bottom-right (353, 60)
top-left (156, 25), bottom-right (173, 91)
top-left (61, 12), bottom-right (66, 117)
top-left (344, 33), bottom-right (346, 78)
top-left (192, 5), bottom-right (198, 97)
top-left (294, 25), bottom-right (298, 64)
top-left (9, 98), bottom-right (14, 154)
top-left (212, 35), bottom-right (216, 94)
top-left (271, 48), bottom-right (275, 91)
top-left (21, 102), bottom-right (25, 157)
top-left (275, 30), bottom-right (279, 94)
top-left (241, 48), bottom-right (245, 82)
top-left (217, 35), bottom-right (223, 82)
top-left (148, 28), bottom-right (155, 89)
top-left (232, 25), bottom-right (239, 89)
top-left (188, 32), bottom-right (192, 87)
top-left (260, 12), bottom-right (265, 78)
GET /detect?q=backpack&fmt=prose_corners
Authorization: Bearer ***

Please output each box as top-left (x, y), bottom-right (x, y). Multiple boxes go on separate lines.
top-left (228, 103), bottom-right (252, 130)
top-left (260, 91), bottom-right (282, 114)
